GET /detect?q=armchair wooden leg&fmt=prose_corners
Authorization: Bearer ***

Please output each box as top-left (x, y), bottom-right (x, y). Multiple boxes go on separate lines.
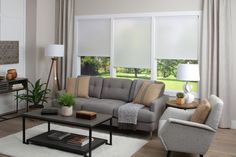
top-left (167, 151), bottom-right (171, 157)
top-left (200, 154), bottom-right (203, 157)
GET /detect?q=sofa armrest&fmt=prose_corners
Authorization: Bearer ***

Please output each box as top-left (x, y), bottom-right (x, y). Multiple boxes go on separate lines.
top-left (150, 95), bottom-right (168, 112)
top-left (149, 95), bottom-right (169, 123)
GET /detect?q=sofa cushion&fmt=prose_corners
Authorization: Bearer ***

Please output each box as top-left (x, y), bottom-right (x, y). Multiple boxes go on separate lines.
top-left (101, 78), bottom-right (132, 102)
top-left (77, 76), bottom-right (90, 98)
top-left (191, 99), bottom-right (211, 124)
top-left (114, 107), bottom-right (156, 123)
top-left (82, 99), bottom-right (126, 115)
top-left (89, 77), bottom-right (103, 98)
top-left (75, 97), bottom-right (100, 110)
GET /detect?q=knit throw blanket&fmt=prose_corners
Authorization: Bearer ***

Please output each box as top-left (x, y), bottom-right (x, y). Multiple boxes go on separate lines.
top-left (118, 103), bottom-right (144, 125)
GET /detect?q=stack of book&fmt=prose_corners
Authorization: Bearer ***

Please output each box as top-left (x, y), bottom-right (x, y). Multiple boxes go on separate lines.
top-left (12, 83), bottom-right (24, 90)
top-left (67, 135), bottom-right (93, 147)
top-left (41, 108), bottom-right (58, 115)
top-left (48, 131), bottom-right (71, 141)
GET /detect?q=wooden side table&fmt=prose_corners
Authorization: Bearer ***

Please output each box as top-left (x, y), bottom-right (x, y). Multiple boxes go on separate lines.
top-left (166, 100), bottom-right (199, 110)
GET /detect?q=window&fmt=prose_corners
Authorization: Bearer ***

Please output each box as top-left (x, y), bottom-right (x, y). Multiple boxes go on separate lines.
top-left (116, 67), bottom-right (151, 80)
top-left (157, 59), bottom-right (198, 92)
top-left (77, 19), bottom-right (110, 57)
top-left (75, 13), bottom-right (201, 95)
top-left (81, 56), bottom-right (110, 77)
top-left (114, 17), bottom-right (151, 68)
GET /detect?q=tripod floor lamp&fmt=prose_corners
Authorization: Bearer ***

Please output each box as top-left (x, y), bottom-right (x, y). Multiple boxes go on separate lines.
top-left (42, 44), bottom-right (64, 106)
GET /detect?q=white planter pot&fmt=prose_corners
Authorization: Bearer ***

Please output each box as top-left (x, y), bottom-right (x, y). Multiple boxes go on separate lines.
top-left (61, 106), bottom-right (73, 116)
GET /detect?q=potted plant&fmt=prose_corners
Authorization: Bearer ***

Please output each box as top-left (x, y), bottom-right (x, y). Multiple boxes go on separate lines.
top-left (16, 79), bottom-right (50, 108)
top-left (176, 92), bottom-right (185, 105)
top-left (57, 93), bottom-right (75, 116)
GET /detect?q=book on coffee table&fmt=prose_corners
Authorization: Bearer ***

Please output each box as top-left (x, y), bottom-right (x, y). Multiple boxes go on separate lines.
top-left (41, 108), bottom-right (58, 115)
top-left (48, 131), bottom-right (71, 141)
top-left (67, 135), bottom-right (94, 147)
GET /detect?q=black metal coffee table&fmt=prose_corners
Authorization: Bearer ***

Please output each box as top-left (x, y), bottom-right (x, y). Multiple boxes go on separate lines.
top-left (22, 109), bottom-right (112, 157)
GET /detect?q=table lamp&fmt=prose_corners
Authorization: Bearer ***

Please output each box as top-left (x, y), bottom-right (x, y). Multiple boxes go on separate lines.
top-left (42, 44), bottom-right (64, 106)
top-left (176, 63), bottom-right (200, 104)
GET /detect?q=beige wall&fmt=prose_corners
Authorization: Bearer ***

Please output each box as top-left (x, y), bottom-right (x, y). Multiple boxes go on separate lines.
top-left (35, 0), bottom-right (56, 88)
top-left (75, 0), bottom-right (202, 15)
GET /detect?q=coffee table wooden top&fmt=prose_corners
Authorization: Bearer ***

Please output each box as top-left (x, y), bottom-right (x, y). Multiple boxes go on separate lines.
top-left (23, 109), bottom-right (112, 128)
top-left (166, 100), bottom-right (199, 109)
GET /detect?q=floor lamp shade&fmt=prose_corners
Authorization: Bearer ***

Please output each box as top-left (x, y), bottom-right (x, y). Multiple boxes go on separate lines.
top-left (45, 44), bottom-right (64, 57)
top-left (42, 44), bottom-right (64, 106)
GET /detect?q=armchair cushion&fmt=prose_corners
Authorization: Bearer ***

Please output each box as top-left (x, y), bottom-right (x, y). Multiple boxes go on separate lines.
top-left (191, 99), bottom-right (211, 124)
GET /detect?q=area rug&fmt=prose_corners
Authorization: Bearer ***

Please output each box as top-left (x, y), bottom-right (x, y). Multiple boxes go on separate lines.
top-left (0, 124), bottom-right (147, 157)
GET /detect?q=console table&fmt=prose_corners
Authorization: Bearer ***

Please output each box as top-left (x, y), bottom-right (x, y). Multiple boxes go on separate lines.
top-left (0, 78), bottom-right (28, 121)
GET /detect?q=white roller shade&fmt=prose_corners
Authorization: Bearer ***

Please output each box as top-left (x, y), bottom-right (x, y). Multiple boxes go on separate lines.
top-left (155, 16), bottom-right (199, 59)
top-left (77, 19), bottom-right (110, 56)
top-left (114, 18), bottom-right (151, 68)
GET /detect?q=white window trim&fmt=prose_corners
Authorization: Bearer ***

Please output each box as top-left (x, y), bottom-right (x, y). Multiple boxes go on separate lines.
top-left (74, 11), bottom-right (202, 97)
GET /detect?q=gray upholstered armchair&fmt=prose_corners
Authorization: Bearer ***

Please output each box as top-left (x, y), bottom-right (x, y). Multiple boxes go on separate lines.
top-left (158, 95), bottom-right (224, 157)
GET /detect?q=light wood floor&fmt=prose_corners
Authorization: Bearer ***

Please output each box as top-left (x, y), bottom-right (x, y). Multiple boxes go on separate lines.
top-left (0, 117), bottom-right (235, 157)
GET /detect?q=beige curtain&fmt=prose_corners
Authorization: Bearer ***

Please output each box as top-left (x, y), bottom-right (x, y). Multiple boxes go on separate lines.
top-left (200, 0), bottom-right (232, 128)
top-left (56, 0), bottom-right (75, 89)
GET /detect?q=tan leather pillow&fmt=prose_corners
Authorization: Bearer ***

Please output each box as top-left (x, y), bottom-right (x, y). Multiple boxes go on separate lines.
top-left (133, 82), bottom-right (163, 106)
top-left (191, 99), bottom-right (211, 124)
top-left (133, 81), bottom-right (151, 104)
top-left (66, 77), bottom-right (77, 96)
top-left (77, 76), bottom-right (90, 98)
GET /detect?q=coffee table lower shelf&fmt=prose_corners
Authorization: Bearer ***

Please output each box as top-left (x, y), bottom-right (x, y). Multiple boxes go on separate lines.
top-left (27, 130), bottom-right (107, 156)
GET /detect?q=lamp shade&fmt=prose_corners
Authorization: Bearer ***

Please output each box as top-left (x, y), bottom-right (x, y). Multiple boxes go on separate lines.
top-left (176, 64), bottom-right (200, 81)
top-left (45, 44), bottom-right (64, 57)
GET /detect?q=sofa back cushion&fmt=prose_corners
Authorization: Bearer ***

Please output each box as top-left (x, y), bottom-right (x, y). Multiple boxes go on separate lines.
top-left (89, 76), bottom-right (103, 98)
top-left (101, 78), bottom-right (132, 102)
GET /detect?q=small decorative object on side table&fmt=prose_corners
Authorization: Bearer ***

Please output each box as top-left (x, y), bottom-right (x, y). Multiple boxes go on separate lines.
top-left (176, 92), bottom-right (185, 105)
top-left (166, 100), bottom-right (199, 110)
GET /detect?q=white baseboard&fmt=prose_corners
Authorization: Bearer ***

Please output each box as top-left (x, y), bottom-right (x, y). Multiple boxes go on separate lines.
top-left (231, 120), bottom-right (236, 129)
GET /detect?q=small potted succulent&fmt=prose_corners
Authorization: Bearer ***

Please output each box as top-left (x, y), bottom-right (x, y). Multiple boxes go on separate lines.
top-left (57, 93), bottom-right (75, 116)
top-left (176, 92), bottom-right (185, 105)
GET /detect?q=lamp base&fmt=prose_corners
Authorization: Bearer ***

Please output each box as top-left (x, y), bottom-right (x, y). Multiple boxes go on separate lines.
top-left (185, 93), bottom-right (194, 104)
top-left (183, 82), bottom-right (194, 104)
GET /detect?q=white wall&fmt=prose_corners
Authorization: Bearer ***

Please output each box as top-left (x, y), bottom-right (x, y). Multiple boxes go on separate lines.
top-left (0, 0), bottom-right (26, 114)
top-left (75, 0), bottom-right (202, 15)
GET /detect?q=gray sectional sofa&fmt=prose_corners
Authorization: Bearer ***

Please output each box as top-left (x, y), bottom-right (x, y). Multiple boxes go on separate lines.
top-left (57, 77), bottom-right (168, 135)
